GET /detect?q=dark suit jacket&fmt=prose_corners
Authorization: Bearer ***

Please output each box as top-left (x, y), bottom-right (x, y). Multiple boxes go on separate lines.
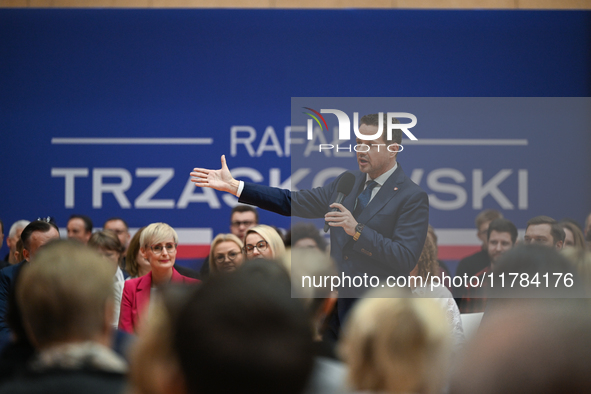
top-left (118, 269), bottom-right (199, 333)
top-left (0, 262), bottom-right (26, 341)
top-left (0, 368), bottom-right (126, 394)
top-left (239, 165), bottom-right (429, 318)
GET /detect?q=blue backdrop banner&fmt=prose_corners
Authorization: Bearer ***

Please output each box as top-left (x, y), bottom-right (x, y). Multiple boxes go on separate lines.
top-left (1, 9), bottom-right (590, 267)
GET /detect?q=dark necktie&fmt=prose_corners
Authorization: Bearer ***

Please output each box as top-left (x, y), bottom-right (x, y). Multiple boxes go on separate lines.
top-left (354, 180), bottom-right (378, 218)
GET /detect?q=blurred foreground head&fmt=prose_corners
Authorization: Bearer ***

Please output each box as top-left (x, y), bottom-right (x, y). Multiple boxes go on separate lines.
top-left (17, 240), bottom-right (114, 349)
top-left (173, 269), bottom-right (314, 394)
top-left (340, 288), bottom-right (452, 394)
top-left (451, 300), bottom-right (591, 394)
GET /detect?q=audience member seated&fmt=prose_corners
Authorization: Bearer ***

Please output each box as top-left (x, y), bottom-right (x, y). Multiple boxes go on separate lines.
top-left (125, 227), bottom-right (151, 279)
top-left (243, 224), bottom-right (286, 261)
top-left (88, 231), bottom-right (126, 328)
top-left (559, 220), bottom-right (586, 250)
top-left (524, 215), bottom-right (565, 249)
top-left (123, 226), bottom-right (199, 281)
top-left (451, 300), bottom-right (591, 394)
top-left (103, 217), bottom-right (131, 253)
top-left (460, 218), bottom-right (517, 313)
top-left (340, 288), bottom-right (452, 394)
top-left (2, 220), bottom-right (29, 268)
top-left (409, 231), bottom-right (465, 350)
top-left (208, 233), bottom-right (244, 275)
top-left (286, 222), bottom-right (328, 252)
top-left (66, 214), bottom-right (93, 244)
top-left (199, 205), bottom-right (259, 279)
top-left (456, 210), bottom-right (503, 282)
top-left (171, 268), bottom-right (314, 394)
top-left (0, 219), bottom-right (60, 340)
top-left (0, 241), bottom-right (127, 394)
top-left (118, 223), bottom-right (199, 334)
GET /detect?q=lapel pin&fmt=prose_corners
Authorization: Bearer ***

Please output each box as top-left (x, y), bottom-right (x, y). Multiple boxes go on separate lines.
top-left (394, 187), bottom-right (398, 191)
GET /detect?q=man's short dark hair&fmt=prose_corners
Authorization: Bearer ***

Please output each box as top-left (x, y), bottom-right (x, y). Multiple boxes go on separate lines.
top-left (359, 113), bottom-right (401, 145)
top-left (103, 217), bottom-right (128, 230)
top-left (21, 220), bottom-right (59, 251)
top-left (526, 216), bottom-right (565, 244)
top-left (487, 218), bottom-right (518, 244)
top-left (68, 214), bottom-right (93, 233)
top-left (230, 205), bottom-right (259, 224)
top-left (173, 271), bottom-right (313, 394)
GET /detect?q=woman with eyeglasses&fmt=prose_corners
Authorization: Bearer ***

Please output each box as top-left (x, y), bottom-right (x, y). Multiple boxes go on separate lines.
top-left (243, 225), bottom-right (286, 261)
top-left (208, 233), bottom-right (244, 274)
top-left (118, 222), bottom-right (199, 334)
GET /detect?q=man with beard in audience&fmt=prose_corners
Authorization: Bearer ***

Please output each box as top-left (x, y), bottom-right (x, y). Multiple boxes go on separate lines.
top-left (460, 218), bottom-right (517, 313)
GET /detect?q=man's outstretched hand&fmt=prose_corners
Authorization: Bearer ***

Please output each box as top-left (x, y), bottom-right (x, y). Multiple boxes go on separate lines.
top-left (190, 155), bottom-right (240, 196)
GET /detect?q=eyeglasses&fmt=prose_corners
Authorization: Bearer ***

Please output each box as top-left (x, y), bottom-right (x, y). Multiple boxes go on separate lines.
top-left (150, 243), bottom-right (177, 255)
top-left (231, 220), bottom-right (255, 228)
top-left (214, 251), bottom-right (242, 264)
top-left (243, 240), bottom-right (268, 255)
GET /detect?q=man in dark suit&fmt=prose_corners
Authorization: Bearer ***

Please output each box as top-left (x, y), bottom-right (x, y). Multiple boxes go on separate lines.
top-left (0, 219), bottom-right (60, 383)
top-left (191, 113), bottom-right (429, 332)
top-left (0, 220), bottom-right (60, 340)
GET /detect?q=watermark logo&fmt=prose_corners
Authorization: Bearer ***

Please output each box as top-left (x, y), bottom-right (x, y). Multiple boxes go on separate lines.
top-left (303, 109), bottom-right (418, 152)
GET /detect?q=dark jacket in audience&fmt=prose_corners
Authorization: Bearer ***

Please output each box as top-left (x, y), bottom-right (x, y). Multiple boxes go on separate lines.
top-left (0, 343), bottom-right (126, 394)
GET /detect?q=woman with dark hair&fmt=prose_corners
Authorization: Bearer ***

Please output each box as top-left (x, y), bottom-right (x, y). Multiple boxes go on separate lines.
top-left (125, 227), bottom-right (151, 279)
top-left (559, 221), bottom-right (586, 250)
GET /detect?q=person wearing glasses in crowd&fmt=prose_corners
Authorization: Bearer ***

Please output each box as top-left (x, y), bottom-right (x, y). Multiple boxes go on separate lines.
top-left (243, 225), bottom-right (286, 261)
top-left (200, 206), bottom-right (259, 279)
top-left (230, 206), bottom-right (259, 240)
top-left (208, 234), bottom-right (244, 275)
top-left (118, 223), bottom-right (199, 334)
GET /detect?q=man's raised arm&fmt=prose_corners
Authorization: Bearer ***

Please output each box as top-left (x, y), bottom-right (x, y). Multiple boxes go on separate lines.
top-left (190, 155), bottom-right (336, 219)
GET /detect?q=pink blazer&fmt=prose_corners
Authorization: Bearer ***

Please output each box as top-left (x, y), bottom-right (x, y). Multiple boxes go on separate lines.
top-left (118, 268), bottom-right (199, 333)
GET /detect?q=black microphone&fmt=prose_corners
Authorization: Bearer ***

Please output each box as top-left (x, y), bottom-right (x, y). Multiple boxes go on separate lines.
top-left (324, 172), bottom-right (356, 233)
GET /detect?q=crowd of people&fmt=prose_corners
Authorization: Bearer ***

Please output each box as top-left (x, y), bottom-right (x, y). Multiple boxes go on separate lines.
top-left (0, 208), bottom-right (588, 394)
top-left (1, 110), bottom-right (590, 394)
